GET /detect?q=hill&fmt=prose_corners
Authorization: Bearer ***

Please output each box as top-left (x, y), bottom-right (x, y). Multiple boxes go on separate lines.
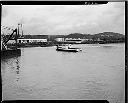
top-left (66, 32), bottom-right (124, 39)
top-left (94, 32), bottom-right (124, 38)
top-left (64, 32), bottom-right (125, 43)
top-left (93, 32), bottom-right (125, 41)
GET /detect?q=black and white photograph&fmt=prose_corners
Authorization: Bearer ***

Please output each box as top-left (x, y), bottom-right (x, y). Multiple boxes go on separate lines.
top-left (1, 1), bottom-right (125, 103)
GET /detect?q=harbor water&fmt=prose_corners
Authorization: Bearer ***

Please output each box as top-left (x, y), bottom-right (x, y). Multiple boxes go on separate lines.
top-left (1, 43), bottom-right (125, 103)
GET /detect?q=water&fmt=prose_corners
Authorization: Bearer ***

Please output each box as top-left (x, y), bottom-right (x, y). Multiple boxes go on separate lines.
top-left (1, 43), bottom-right (125, 103)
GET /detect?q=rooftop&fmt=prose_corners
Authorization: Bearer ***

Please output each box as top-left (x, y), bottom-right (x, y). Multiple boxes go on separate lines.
top-left (19, 35), bottom-right (48, 39)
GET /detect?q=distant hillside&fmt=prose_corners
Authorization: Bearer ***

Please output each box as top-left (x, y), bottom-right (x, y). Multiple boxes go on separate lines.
top-left (66, 33), bottom-right (93, 39)
top-left (65, 32), bottom-right (124, 39)
top-left (92, 32), bottom-right (125, 41)
top-left (66, 33), bottom-right (85, 38)
top-left (94, 32), bottom-right (124, 38)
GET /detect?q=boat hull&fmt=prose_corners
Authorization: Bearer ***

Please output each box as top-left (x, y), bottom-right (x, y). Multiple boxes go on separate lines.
top-left (1, 49), bottom-right (21, 58)
top-left (56, 48), bottom-right (80, 52)
top-left (56, 44), bottom-right (82, 52)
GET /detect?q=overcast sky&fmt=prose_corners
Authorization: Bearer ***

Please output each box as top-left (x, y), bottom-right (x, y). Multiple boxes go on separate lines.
top-left (1, 2), bottom-right (125, 35)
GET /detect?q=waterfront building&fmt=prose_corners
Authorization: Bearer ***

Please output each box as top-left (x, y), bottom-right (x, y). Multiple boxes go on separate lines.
top-left (17, 35), bottom-right (48, 44)
top-left (55, 38), bottom-right (65, 42)
top-left (18, 39), bottom-right (47, 43)
top-left (64, 38), bottom-right (84, 43)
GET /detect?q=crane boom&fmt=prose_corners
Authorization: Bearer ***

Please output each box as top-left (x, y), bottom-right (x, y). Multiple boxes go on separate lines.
top-left (4, 29), bottom-right (17, 44)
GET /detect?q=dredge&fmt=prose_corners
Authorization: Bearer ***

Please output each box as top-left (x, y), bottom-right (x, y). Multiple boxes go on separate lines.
top-left (1, 24), bottom-right (22, 58)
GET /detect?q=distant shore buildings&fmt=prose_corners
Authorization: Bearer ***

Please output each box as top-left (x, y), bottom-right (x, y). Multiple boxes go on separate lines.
top-left (6, 35), bottom-right (48, 44)
top-left (3, 32), bottom-right (125, 47)
top-left (55, 38), bottom-right (85, 43)
top-left (17, 39), bottom-right (47, 44)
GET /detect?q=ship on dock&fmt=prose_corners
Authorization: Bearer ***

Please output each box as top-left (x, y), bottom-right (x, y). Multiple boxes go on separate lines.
top-left (1, 24), bottom-right (21, 58)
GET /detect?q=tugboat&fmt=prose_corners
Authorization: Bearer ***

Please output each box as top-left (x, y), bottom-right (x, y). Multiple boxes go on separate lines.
top-left (56, 44), bottom-right (82, 52)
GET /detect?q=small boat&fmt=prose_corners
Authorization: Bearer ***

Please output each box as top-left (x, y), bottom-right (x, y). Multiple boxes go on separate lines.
top-left (56, 44), bottom-right (82, 52)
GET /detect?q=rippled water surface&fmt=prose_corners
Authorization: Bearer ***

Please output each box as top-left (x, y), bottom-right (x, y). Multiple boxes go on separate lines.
top-left (1, 43), bottom-right (125, 103)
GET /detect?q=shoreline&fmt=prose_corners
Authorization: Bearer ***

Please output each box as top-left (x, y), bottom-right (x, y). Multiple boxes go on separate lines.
top-left (6, 42), bottom-right (125, 48)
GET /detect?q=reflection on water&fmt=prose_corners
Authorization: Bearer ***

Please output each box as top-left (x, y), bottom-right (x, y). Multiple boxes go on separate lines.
top-left (1, 56), bottom-right (20, 83)
top-left (1, 43), bottom-right (125, 103)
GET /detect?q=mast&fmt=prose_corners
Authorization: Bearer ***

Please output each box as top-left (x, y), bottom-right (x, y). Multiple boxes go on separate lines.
top-left (16, 23), bottom-right (20, 49)
top-left (16, 28), bottom-right (18, 49)
top-left (21, 23), bottom-right (23, 37)
top-left (18, 23), bottom-right (20, 37)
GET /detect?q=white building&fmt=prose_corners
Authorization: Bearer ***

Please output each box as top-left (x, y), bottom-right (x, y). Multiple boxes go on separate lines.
top-left (17, 39), bottom-right (47, 43)
top-left (55, 38), bottom-right (65, 42)
top-left (17, 35), bottom-right (48, 43)
top-left (65, 38), bottom-right (84, 43)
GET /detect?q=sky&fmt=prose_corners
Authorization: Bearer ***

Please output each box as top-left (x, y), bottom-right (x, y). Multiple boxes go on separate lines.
top-left (1, 2), bottom-right (125, 35)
